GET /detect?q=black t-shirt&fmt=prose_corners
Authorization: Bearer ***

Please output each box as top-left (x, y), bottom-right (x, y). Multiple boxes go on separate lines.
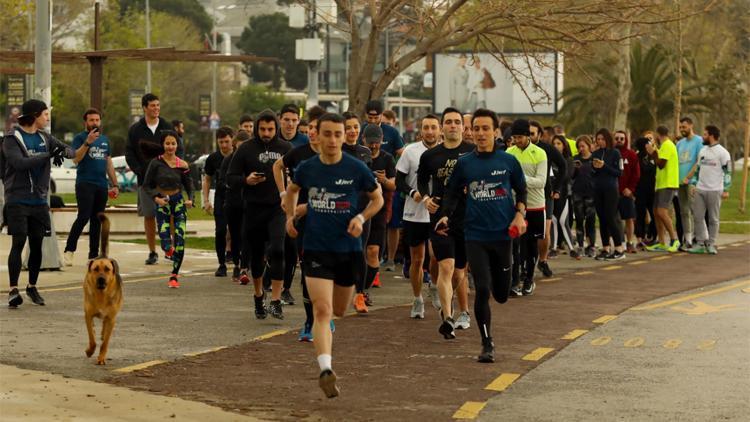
top-left (370, 151), bottom-right (396, 223)
top-left (417, 142), bottom-right (475, 227)
top-left (283, 143), bottom-right (317, 204)
top-left (342, 142), bottom-right (372, 212)
top-left (219, 152), bottom-right (242, 208)
top-left (204, 151), bottom-right (226, 195)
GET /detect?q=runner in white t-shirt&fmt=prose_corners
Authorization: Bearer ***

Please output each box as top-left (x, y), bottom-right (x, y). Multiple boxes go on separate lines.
top-left (688, 125), bottom-right (731, 255)
top-left (395, 114), bottom-right (441, 319)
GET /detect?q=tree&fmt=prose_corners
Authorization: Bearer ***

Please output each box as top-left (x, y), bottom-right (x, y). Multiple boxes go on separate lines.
top-left (236, 13), bottom-right (306, 90)
top-left (119, 0), bottom-right (213, 38)
top-left (318, 0), bottom-right (714, 113)
top-left (236, 84), bottom-right (288, 115)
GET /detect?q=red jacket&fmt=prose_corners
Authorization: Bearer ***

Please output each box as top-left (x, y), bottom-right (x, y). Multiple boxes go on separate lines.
top-left (617, 145), bottom-right (640, 194)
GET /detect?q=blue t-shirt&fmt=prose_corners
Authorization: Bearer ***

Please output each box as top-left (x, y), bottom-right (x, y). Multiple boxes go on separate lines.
top-left (72, 131), bottom-right (110, 188)
top-left (293, 154), bottom-right (377, 253)
top-left (446, 150), bottom-right (526, 242)
top-left (18, 129), bottom-right (48, 206)
top-left (677, 134), bottom-right (703, 182)
top-left (285, 132), bottom-right (309, 148)
top-left (361, 123), bottom-right (404, 156)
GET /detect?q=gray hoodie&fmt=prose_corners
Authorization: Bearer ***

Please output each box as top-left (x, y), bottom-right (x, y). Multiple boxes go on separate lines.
top-left (1, 127), bottom-right (75, 204)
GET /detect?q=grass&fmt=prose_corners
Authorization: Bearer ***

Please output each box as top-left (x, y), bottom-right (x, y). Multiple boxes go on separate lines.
top-left (718, 171), bottom-right (750, 234)
top-left (58, 192), bottom-right (214, 221)
top-left (118, 236), bottom-right (216, 251)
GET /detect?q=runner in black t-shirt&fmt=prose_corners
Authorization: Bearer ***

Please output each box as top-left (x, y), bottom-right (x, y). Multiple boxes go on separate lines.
top-left (202, 127), bottom-right (234, 277)
top-left (219, 131), bottom-right (252, 282)
top-left (417, 107), bottom-right (475, 339)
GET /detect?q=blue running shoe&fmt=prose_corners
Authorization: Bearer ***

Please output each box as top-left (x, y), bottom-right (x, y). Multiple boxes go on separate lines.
top-left (298, 321), bottom-right (313, 342)
top-left (330, 320), bottom-right (336, 333)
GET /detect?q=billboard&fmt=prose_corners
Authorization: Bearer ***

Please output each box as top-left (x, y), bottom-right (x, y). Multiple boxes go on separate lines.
top-left (433, 52), bottom-right (561, 115)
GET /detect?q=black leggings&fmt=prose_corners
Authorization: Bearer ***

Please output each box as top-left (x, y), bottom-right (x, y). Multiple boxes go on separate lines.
top-left (243, 204), bottom-right (286, 279)
top-left (8, 234), bottom-right (43, 288)
top-left (466, 240), bottom-right (512, 343)
top-left (572, 194), bottom-right (596, 248)
top-left (214, 194), bottom-right (227, 265)
top-left (552, 194), bottom-right (574, 250)
top-left (64, 182), bottom-right (108, 258)
top-left (635, 190), bottom-right (656, 240)
top-left (225, 203), bottom-right (247, 268)
top-left (512, 232), bottom-right (538, 286)
top-left (594, 186), bottom-right (623, 247)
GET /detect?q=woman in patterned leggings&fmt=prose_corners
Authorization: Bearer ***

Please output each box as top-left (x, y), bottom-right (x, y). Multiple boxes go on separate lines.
top-left (143, 131), bottom-right (194, 288)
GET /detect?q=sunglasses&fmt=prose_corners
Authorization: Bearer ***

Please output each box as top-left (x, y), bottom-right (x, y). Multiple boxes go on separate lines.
top-left (615, 136), bottom-right (625, 140)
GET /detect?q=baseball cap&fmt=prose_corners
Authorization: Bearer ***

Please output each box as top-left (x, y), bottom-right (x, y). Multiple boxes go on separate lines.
top-left (363, 124), bottom-right (383, 143)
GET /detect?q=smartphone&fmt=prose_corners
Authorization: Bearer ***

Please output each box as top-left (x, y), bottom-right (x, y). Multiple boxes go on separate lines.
top-left (92, 126), bottom-right (100, 133)
top-left (574, 160), bottom-right (582, 168)
top-left (436, 221), bottom-right (448, 232)
top-left (254, 172), bottom-right (265, 177)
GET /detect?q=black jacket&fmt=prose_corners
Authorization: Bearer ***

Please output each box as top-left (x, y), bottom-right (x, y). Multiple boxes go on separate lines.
top-left (126, 116), bottom-right (174, 183)
top-left (535, 141), bottom-right (567, 196)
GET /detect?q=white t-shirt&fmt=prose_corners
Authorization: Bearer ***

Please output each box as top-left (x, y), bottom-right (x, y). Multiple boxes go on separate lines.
top-left (396, 141), bottom-right (430, 223)
top-left (696, 144), bottom-right (730, 192)
top-left (147, 121), bottom-right (159, 134)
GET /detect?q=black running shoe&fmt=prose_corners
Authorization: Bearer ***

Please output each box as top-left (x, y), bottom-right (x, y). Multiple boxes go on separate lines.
top-left (254, 294), bottom-right (267, 319)
top-left (214, 264), bottom-right (227, 277)
top-left (606, 250), bottom-right (626, 260)
top-left (509, 285), bottom-right (523, 297)
top-left (522, 281), bottom-right (536, 296)
top-left (570, 249), bottom-right (581, 260)
top-left (268, 299), bottom-right (284, 320)
top-left (585, 246), bottom-right (597, 258)
top-left (594, 251), bottom-right (609, 261)
top-left (25, 286), bottom-right (45, 305)
top-left (145, 251), bottom-right (158, 265)
top-left (281, 289), bottom-right (295, 305)
top-left (8, 288), bottom-right (23, 308)
top-left (478, 338), bottom-right (495, 363)
top-left (232, 266), bottom-right (240, 282)
top-left (537, 261), bottom-right (553, 277)
top-left (439, 318), bottom-right (456, 340)
top-left (319, 369), bottom-right (340, 398)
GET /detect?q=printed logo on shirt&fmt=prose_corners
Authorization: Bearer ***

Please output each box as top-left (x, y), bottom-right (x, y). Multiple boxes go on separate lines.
top-left (335, 178), bottom-right (354, 186)
top-left (88, 145), bottom-right (108, 160)
top-left (490, 169), bottom-right (507, 176)
top-left (258, 151), bottom-right (283, 164)
top-left (437, 158), bottom-right (459, 180)
top-left (308, 187), bottom-right (351, 213)
top-left (468, 180), bottom-right (508, 201)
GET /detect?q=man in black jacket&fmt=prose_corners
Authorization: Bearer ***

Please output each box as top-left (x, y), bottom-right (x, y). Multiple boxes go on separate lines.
top-left (125, 93), bottom-right (173, 265)
top-left (227, 110), bottom-right (292, 320)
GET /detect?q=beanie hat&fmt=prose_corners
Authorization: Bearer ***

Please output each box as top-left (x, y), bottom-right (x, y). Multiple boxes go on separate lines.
top-left (19, 99), bottom-right (48, 119)
top-left (511, 119), bottom-right (530, 136)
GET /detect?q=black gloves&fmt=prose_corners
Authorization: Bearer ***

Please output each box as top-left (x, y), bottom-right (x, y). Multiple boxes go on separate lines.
top-left (49, 144), bottom-right (67, 167)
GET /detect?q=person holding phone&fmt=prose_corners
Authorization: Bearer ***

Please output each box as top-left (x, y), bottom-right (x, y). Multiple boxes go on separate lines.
top-left (571, 135), bottom-right (598, 257)
top-left (227, 110), bottom-right (292, 319)
top-left (63, 108), bottom-right (119, 266)
top-left (591, 129), bottom-right (625, 260)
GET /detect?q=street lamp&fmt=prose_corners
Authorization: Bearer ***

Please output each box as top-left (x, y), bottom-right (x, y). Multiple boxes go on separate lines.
top-left (291, 1), bottom-right (336, 109)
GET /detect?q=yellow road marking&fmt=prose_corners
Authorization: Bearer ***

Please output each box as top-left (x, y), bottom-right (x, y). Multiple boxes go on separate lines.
top-left (624, 337), bottom-right (645, 348)
top-left (39, 269), bottom-right (216, 293)
top-left (541, 277), bottom-right (562, 282)
top-left (593, 315), bottom-right (617, 324)
top-left (575, 271), bottom-right (594, 276)
top-left (112, 360), bottom-right (167, 373)
top-left (652, 256), bottom-right (672, 261)
top-left (252, 329), bottom-right (289, 341)
top-left (671, 301), bottom-right (738, 315)
top-left (561, 329), bottom-right (588, 340)
top-left (521, 347), bottom-right (554, 361)
top-left (184, 346), bottom-right (228, 357)
top-left (602, 265), bottom-right (622, 271)
top-left (697, 339), bottom-right (717, 351)
top-left (590, 336), bottom-right (612, 346)
top-left (730, 243), bottom-right (744, 247)
top-left (453, 401), bottom-right (487, 419)
top-left (485, 373), bottom-right (520, 392)
top-left (663, 339), bottom-right (682, 349)
top-left (742, 287), bottom-right (750, 294)
top-left (628, 260), bottom-right (647, 266)
top-left (631, 279), bottom-right (750, 311)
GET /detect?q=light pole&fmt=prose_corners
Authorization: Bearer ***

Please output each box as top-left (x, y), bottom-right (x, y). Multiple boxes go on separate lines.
top-left (145, 0), bottom-right (151, 93)
top-left (34, 0), bottom-right (51, 108)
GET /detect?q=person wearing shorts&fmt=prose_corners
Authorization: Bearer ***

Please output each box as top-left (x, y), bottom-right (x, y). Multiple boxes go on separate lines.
top-left (646, 126), bottom-right (681, 252)
top-left (284, 113), bottom-right (383, 398)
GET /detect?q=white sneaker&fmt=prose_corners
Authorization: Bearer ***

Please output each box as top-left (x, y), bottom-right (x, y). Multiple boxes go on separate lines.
top-left (429, 283), bottom-right (441, 310)
top-left (455, 311), bottom-right (471, 330)
top-left (410, 297), bottom-right (425, 319)
top-left (63, 251), bottom-right (74, 267)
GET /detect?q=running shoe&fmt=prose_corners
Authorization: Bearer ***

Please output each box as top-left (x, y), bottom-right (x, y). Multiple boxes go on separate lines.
top-left (281, 289), bottom-right (296, 305)
top-left (667, 239), bottom-right (681, 253)
top-left (626, 243), bottom-right (638, 254)
top-left (678, 242), bottom-right (691, 252)
top-left (569, 249), bottom-right (581, 260)
top-left (594, 251), bottom-right (609, 260)
top-left (319, 369), bottom-right (340, 398)
top-left (8, 288), bottom-right (23, 308)
top-left (688, 244), bottom-right (707, 254)
top-left (214, 264), bottom-right (227, 277)
top-left (363, 291), bottom-right (373, 307)
top-left (439, 317), bottom-right (456, 340)
top-left (63, 251), bottom-right (74, 267)
top-left (646, 243), bottom-right (668, 252)
top-left (606, 251), bottom-right (626, 260)
top-left (522, 281), bottom-right (536, 296)
top-left (254, 294), bottom-right (267, 319)
top-left (537, 261), bottom-right (553, 277)
top-left (383, 260), bottom-right (395, 272)
top-left (298, 321), bottom-right (313, 342)
top-left (164, 247), bottom-right (175, 260)
top-left (268, 299), bottom-right (284, 320)
top-left (232, 266), bottom-right (240, 282)
top-left (353, 293), bottom-right (369, 314)
top-left (509, 285), bottom-right (523, 298)
top-left (706, 244), bottom-right (718, 255)
top-left (429, 283), bottom-right (441, 310)
top-left (371, 272), bottom-right (381, 288)
top-left (478, 338), bottom-right (495, 363)
top-left (25, 286), bottom-right (45, 305)
top-left (410, 297), bottom-right (425, 319)
top-left (585, 245), bottom-right (597, 258)
top-left (145, 251), bottom-right (158, 265)
top-left (167, 275), bottom-right (180, 289)
top-left (455, 311), bottom-right (471, 330)
top-left (239, 270), bottom-right (250, 285)
top-left (548, 249), bottom-right (559, 258)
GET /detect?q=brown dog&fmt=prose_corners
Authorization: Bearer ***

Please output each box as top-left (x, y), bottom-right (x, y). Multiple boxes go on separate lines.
top-left (83, 213), bottom-right (123, 365)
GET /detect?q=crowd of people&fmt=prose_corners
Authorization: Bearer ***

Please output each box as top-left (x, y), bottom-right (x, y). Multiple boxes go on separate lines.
top-left (1, 94), bottom-right (734, 398)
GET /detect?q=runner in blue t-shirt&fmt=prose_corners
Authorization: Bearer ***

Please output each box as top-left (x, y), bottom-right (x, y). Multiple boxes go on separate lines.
top-left (284, 113), bottom-right (383, 399)
top-left (64, 109), bottom-right (119, 263)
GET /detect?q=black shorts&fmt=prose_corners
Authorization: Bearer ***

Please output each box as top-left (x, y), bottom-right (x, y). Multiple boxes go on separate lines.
top-left (303, 250), bottom-right (363, 287)
top-left (618, 196), bottom-right (636, 220)
top-left (403, 220), bottom-right (431, 248)
top-left (367, 218), bottom-right (387, 249)
top-left (430, 230), bottom-right (467, 269)
top-left (526, 209), bottom-right (546, 239)
top-left (3, 203), bottom-right (51, 237)
top-left (545, 198), bottom-right (554, 220)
